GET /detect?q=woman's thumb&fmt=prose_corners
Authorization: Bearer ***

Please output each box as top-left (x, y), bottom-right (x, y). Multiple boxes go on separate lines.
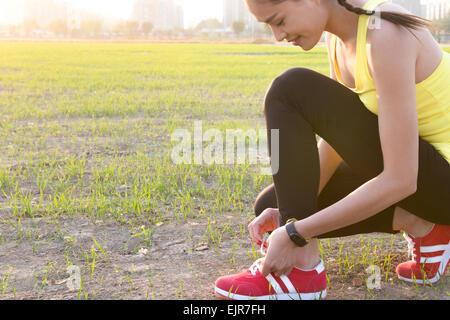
top-left (249, 222), bottom-right (262, 244)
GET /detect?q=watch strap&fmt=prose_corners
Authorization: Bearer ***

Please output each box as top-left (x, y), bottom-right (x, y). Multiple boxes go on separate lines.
top-left (286, 221), bottom-right (309, 247)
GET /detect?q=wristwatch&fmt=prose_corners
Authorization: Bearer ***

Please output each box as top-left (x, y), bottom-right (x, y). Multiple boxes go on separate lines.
top-left (285, 218), bottom-right (310, 247)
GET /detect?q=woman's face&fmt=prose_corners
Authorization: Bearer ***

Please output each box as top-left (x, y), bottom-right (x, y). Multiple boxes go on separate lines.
top-left (245, 0), bottom-right (327, 50)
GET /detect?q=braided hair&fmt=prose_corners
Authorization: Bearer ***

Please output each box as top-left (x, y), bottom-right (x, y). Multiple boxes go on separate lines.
top-left (257, 0), bottom-right (432, 35)
top-left (336, 0), bottom-right (431, 35)
top-left (337, 0), bottom-right (376, 16)
top-left (337, 0), bottom-right (432, 35)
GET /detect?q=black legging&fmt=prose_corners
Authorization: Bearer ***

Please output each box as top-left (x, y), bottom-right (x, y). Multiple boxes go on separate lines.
top-left (255, 68), bottom-right (450, 239)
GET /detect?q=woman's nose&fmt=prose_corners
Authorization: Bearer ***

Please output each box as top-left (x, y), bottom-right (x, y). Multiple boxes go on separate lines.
top-left (273, 29), bottom-right (287, 42)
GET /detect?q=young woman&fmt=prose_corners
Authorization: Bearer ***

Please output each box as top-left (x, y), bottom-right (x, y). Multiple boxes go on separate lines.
top-left (215, 0), bottom-right (450, 300)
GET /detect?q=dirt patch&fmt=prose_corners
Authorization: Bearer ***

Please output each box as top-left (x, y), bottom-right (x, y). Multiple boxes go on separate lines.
top-left (0, 214), bottom-right (447, 300)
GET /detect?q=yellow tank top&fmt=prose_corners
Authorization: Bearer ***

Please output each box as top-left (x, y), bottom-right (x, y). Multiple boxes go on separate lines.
top-left (330, 0), bottom-right (450, 164)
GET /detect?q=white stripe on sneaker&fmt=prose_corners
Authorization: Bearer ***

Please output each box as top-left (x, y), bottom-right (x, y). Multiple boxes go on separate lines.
top-left (279, 275), bottom-right (296, 294)
top-left (265, 274), bottom-right (285, 295)
top-left (420, 255), bottom-right (442, 264)
top-left (438, 242), bottom-right (450, 277)
top-left (268, 260), bottom-right (326, 295)
top-left (420, 244), bottom-right (448, 253)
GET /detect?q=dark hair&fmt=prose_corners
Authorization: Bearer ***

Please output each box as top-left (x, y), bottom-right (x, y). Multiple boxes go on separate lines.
top-left (259, 0), bottom-right (432, 38)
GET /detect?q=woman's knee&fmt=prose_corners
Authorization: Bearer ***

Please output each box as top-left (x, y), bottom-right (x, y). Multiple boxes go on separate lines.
top-left (264, 67), bottom-right (319, 113)
top-left (254, 199), bottom-right (266, 218)
top-left (277, 66), bottom-right (318, 84)
top-left (254, 184), bottom-right (277, 217)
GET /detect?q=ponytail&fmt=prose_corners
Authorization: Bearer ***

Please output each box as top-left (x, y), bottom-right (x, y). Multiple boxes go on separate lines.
top-left (337, 0), bottom-right (432, 36)
top-left (260, 0), bottom-right (432, 37)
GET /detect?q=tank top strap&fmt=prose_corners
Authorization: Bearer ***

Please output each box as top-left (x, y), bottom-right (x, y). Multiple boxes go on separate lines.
top-left (331, 0), bottom-right (390, 90)
top-left (354, 0), bottom-right (390, 89)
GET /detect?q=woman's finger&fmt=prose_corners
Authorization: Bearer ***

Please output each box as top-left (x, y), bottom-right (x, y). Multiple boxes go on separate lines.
top-left (248, 222), bottom-right (261, 244)
top-left (273, 264), bottom-right (290, 278)
top-left (253, 224), bottom-right (262, 243)
top-left (282, 267), bottom-right (293, 277)
top-left (274, 216), bottom-right (281, 229)
top-left (261, 258), bottom-right (272, 277)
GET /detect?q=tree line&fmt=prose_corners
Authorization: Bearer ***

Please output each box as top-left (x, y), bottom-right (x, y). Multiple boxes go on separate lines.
top-left (7, 15), bottom-right (449, 40)
top-left (6, 17), bottom-right (275, 39)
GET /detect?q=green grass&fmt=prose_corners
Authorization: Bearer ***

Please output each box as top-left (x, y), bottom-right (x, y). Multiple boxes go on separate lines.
top-left (0, 42), bottom-right (448, 300)
top-left (0, 42), bottom-right (329, 121)
top-left (1, 42), bottom-right (323, 228)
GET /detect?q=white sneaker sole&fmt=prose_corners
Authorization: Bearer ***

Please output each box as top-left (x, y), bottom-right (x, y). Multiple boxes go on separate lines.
top-left (215, 286), bottom-right (327, 300)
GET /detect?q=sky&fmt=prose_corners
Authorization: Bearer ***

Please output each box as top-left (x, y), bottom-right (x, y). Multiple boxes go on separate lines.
top-left (176, 0), bottom-right (224, 28)
top-left (0, 0), bottom-right (224, 28)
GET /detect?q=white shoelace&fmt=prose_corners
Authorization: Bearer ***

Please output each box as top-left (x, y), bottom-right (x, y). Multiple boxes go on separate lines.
top-left (249, 234), bottom-right (269, 276)
top-left (403, 232), bottom-right (416, 260)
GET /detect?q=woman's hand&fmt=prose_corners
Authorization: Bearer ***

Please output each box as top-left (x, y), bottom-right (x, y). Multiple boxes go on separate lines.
top-left (248, 208), bottom-right (281, 244)
top-left (261, 226), bottom-right (299, 277)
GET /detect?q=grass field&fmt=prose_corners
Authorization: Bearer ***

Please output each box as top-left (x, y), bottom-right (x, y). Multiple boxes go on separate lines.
top-left (0, 42), bottom-right (448, 300)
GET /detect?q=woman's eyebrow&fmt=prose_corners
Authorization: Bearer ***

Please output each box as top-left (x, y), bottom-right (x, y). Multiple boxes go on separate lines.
top-left (259, 13), bottom-right (279, 24)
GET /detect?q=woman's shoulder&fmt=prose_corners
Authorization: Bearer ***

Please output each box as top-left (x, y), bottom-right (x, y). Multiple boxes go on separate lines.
top-left (367, 2), bottom-right (443, 85)
top-left (368, 1), bottom-right (432, 46)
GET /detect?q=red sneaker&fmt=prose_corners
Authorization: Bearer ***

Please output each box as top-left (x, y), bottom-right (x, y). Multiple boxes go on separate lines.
top-left (214, 239), bottom-right (327, 300)
top-left (396, 224), bottom-right (450, 284)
